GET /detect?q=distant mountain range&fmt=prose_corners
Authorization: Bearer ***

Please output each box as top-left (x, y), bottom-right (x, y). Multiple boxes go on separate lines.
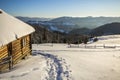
top-left (17, 16), bottom-right (120, 43)
top-left (91, 22), bottom-right (120, 36)
top-left (16, 16), bottom-right (52, 22)
top-left (31, 22), bottom-right (120, 44)
top-left (16, 16), bottom-right (120, 33)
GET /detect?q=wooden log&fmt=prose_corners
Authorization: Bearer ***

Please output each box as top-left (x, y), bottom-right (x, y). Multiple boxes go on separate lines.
top-left (12, 52), bottom-right (22, 60)
top-left (0, 54), bottom-right (8, 60)
top-left (0, 56), bottom-right (12, 71)
top-left (0, 64), bottom-right (9, 71)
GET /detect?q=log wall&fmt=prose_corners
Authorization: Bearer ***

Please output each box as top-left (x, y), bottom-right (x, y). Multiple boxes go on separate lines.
top-left (12, 38), bottom-right (22, 64)
top-left (0, 34), bottom-right (31, 72)
top-left (12, 35), bottom-right (31, 64)
top-left (0, 45), bottom-right (9, 72)
top-left (21, 35), bottom-right (31, 57)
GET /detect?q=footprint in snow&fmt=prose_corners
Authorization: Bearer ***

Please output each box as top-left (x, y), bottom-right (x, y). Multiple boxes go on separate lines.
top-left (11, 75), bottom-right (20, 78)
top-left (33, 51), bottom-right (73, 80)
top-left (20, 72), bottom-right (29, 77)
top-left (32, 67), bottom-right (39, 71)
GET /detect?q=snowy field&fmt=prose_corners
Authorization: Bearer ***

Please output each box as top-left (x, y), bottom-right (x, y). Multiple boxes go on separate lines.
top-left (1, 35), bottom-right (120, 80)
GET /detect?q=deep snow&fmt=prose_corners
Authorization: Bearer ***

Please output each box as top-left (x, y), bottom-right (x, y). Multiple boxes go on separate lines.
top-left (1, 35), bottom-right (120, 80)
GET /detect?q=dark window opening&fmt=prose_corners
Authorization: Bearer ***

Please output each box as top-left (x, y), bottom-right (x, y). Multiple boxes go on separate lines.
top-left (22, 38), bottom-right (27, 47)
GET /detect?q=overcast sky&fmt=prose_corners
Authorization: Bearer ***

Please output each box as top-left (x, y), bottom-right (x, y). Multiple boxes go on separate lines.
top-left (0, 0), bottom-right (120, 18)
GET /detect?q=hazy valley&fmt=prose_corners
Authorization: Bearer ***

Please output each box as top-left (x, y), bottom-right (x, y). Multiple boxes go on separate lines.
top-left (16, 16), bottom-right (120, 44)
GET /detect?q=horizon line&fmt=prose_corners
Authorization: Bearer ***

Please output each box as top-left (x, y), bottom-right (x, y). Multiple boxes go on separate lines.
top-left (15, 16), bottom-right (120, 18)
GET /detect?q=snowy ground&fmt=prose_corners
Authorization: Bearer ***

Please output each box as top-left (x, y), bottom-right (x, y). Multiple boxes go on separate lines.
top-left (1, 35), bottom-right (120, 80)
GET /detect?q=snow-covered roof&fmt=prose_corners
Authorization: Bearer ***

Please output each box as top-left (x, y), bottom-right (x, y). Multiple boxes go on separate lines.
top-left (0, 9), bottom-right (35, 47)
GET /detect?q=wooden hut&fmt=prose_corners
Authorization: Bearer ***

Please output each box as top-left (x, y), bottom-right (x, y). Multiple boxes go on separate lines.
top-left (0, 9), bottom-right (35, 72)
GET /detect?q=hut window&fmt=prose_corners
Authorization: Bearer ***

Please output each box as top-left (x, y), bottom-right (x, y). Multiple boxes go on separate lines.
top-left (22, 38), bottom-right (27, 47)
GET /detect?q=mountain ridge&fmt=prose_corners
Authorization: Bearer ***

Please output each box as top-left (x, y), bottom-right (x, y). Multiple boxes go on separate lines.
top-left (91, 22), bottom-right (120, 36)
top-left (16, 16), bottom-right (120, 32)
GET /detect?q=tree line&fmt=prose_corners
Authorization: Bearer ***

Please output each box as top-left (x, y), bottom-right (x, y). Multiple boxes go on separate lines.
top-left (30, 24), bottom-right (90, 44)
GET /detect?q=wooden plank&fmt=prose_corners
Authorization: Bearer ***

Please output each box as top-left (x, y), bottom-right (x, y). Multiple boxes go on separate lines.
top-left (14, 52), bottom-right (23, 58)
top-left (22, 46), bottom-right (30, 50)
top-left (12, 50), bottom-right (22, 55)
top-left (0, 50), bottom-right (8, 56)
top-left (0, 64), bottom-right (9, 71)
top-left (12, 52), bottom-right (22, 59)
top-left (12, 43), bottom-right (21, 47)
top-left (0, 56), bottom-right (12, 72)
top-left (0, 48), bottom-right (7, 52)
top-left (12, 44), bottom-right (21, 48)
top-left (13, 54), bottom-right (25, 64)
top-left (22, 50), bottom-right (30, 56)
top-left (0, 54), bottom-right (8, 59)
top-left (0, 45), bottom-right (9, 65)
top-left (0, 60), bottom-right (10, 65)
top-left (22, 49), bottom-right (30, 54)
top-left (22, 46), bottom-right (30, 49)
top-left (12, 45), bottom-right (21, 52)
top-left (12, 53), bottom-right (22, 60)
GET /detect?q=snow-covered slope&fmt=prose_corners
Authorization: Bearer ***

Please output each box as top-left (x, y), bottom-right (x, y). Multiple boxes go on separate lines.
top-left (1, 35), bottom-right (120, 80)
top-left (90, 35), bottom-right (120, 45)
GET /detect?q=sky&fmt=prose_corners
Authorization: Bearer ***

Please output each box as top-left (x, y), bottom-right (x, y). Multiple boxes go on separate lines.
top-left (0, 0), bottom-right (120, 18)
